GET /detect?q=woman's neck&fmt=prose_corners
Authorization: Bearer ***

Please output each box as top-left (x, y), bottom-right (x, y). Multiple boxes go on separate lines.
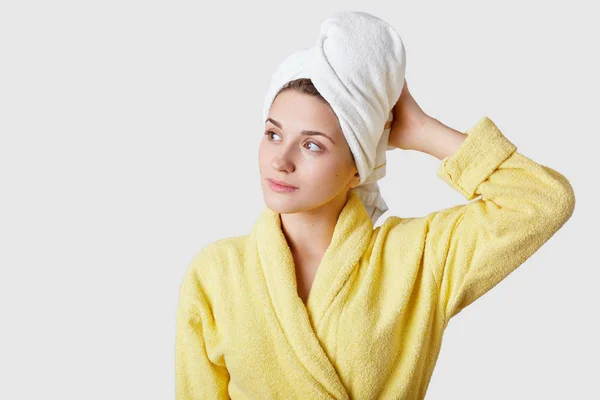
top-left (279, 191), bottom-right (348, 260)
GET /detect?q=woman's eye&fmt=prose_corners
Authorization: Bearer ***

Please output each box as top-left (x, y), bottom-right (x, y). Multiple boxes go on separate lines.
top-left (305, 141), bottom-right (322, 152)
top-left (265, 130), bottom-right (281, 140)
top-left (265, 130), bottom-right (322, 152)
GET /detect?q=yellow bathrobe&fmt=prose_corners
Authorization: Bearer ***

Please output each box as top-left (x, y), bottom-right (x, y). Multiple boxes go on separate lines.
top-left (175, 116), bottom-right (575, 399)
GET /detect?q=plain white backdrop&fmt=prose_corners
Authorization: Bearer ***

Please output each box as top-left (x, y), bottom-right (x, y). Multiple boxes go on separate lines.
top-left (1, 1), bottom-right (597, 399)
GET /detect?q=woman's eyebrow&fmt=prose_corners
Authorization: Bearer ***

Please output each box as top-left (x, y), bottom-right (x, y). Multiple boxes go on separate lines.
top-left (265, 117), bottom-right (336, 144)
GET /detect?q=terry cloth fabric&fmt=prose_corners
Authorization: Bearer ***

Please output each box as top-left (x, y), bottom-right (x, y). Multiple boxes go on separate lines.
top-left (262, 10), bottom-right (407, 225)
top-left (175, 116), bottom-right (576, 399)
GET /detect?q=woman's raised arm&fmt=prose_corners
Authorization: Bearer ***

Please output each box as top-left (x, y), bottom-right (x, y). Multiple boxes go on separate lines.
top-left (418, 116), bottom-right (575, 323)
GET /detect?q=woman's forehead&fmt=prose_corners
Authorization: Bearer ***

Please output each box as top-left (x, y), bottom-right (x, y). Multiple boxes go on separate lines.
top-left (268, 92), bottom-right (343, 136)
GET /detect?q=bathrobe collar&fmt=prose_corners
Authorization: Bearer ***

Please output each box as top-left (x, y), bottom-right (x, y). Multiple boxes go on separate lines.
top-left (251, 190), bottom-right (373, 398)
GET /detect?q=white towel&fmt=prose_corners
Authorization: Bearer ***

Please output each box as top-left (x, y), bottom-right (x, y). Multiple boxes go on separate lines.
top-left (262, 10), bottom-right (407, 224)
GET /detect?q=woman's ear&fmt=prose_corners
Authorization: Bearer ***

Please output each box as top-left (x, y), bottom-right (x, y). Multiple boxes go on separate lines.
top-left (349, 170), bottom-right (361, 189)
top-left (348, 152), bottom-right (360, 188)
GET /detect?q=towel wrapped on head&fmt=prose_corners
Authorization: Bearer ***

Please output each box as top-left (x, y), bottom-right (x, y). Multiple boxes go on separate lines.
top-left (262, 10), bottom-right (407, 224)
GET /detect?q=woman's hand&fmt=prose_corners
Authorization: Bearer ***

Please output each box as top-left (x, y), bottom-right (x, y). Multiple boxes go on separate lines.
top-left (388, 79), bottom-right (432, 151)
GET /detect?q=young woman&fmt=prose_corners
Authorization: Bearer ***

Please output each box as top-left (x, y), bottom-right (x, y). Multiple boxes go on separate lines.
top-left (175, 13), bottom-right (575, 400)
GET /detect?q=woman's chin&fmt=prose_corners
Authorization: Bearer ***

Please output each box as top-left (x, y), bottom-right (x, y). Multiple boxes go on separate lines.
top-left (263, 195), bottom-right (301, 214)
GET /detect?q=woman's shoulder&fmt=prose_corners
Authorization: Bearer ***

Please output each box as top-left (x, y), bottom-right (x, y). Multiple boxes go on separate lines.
top-left (208, 234), bottom-right (250, 258)
top-left (187, 234), bottom-right (250, 275)
top-left (180, 234), bottom-right (250, 296)
top-left (375, 214), bottom-right (420, 233)
top-left (372, 213), bottom-right (434, 247)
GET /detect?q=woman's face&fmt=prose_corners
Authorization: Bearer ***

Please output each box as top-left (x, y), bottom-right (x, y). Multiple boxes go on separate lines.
top-left (258, 89), bottom-right (360, 214)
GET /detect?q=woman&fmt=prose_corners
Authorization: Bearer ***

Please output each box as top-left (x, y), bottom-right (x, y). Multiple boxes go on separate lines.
top-left (175, 13), bottom-right (575, 400)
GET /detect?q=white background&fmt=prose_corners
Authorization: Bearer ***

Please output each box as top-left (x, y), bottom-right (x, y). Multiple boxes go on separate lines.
top-left (1, 1), bottom-right (598, 399)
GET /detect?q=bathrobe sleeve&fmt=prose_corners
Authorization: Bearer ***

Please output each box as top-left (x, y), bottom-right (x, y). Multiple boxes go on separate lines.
top-left (424, 116), bottom-right (575, 323)
top-left (175, 247), bottom-right (230, 399)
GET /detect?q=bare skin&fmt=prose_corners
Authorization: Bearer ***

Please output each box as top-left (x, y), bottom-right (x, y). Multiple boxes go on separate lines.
top-left (389, 80), bottom-right (466, 160)
top-left (258, 80), bottom-right (466, 305)
top-left (258, 90), bottom-right (361, 304)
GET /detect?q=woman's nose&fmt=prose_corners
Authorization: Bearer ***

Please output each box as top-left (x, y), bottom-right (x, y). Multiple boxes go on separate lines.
top-left (271, 146), bottom-right (295, 172)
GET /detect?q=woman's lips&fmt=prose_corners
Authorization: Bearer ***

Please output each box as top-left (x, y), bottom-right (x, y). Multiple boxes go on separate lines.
top-left (267, 178), bottom-right (298, 192)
